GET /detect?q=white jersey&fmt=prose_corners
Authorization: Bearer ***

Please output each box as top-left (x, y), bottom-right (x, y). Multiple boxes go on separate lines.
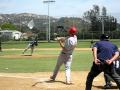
top-left (62, 35), bottom-right (77, 55)
top-left (113, 60), bottom-right (120, 69)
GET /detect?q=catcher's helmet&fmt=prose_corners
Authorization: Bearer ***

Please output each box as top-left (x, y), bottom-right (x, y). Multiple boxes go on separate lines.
top-left (68, 26), bottom-right (77, 35)
top-left (100, 34), bottom-right (109, 40)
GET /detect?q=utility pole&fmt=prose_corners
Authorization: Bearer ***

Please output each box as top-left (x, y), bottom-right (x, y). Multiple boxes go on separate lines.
top-left (98, 15), bottom-right (107, 34)
top-left (101, 16), bottom-right (104, 34)
top-left (43, 0), bottom-right (55, 42)
top-left (0, 32), bottom-right (2, 52)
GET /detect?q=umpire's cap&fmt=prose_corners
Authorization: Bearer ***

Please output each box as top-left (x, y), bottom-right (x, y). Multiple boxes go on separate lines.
top-left (100, 34), bottom-right (109, 40)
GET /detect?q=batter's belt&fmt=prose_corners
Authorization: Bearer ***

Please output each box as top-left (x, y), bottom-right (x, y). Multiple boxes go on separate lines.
top-left (61, 52), bottom-right (72, 55)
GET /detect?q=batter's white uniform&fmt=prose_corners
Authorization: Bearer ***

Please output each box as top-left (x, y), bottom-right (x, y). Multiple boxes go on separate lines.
top-left (52, 35), bottom-right (77, 83)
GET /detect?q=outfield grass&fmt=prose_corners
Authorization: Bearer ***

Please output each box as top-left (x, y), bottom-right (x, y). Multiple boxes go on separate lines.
top-left (2, 39), bottom-right (120, 49)
top-left (0, 39), bottom-right (119, 73)
top-left (0, 50), bottom-right (92, 73)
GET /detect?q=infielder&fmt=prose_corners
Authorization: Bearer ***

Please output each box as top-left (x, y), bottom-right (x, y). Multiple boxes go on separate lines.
top-left (85, 34), bottom-right (120, 90)
top-left (22, 37), bottom-right (38, 55)
top-left (50, 26), bottom-right (77, 85)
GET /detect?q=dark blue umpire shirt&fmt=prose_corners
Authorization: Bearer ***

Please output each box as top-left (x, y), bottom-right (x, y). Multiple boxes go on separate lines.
top-left (93, 40), bottom-right (119, 62)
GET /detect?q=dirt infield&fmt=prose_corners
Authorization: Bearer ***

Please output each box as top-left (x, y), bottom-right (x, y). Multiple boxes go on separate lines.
top-left (0, 71), bottom-right (118, 90)
top-left (3, 48), bottom-right (92, 51)
top-left (0, 54), bottom-right (58, 59)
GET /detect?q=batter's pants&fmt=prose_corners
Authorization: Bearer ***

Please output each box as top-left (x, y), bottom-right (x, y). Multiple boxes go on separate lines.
top-left (52, 53), bottom-right (72, 82)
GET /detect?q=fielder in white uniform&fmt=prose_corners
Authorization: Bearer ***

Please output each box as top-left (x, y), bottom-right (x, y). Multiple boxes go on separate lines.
top-left (50, 26), bottom-right (77, 85)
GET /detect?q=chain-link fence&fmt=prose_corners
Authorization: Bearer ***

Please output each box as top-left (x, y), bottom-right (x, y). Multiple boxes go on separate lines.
top-left (1, 28), bottom-right (120, 41)
top-left (77, 31), bottom-right (120, 40)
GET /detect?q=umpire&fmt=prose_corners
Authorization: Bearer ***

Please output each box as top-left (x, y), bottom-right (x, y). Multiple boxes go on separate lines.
top-left (85, 34), bottom-right (120, 90)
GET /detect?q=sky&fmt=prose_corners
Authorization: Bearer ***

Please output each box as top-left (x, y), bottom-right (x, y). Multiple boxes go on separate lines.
top-left (0, 0), bottom-right (120, 22)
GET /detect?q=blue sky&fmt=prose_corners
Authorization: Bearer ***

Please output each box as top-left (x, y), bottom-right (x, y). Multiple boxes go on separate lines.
top-left (0, 0), bottom-right (120, 22)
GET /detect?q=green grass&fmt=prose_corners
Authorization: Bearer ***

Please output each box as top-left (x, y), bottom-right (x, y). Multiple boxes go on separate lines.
top-left (0, 50), bottom-right (93, 73)
top-left (2, 41), bottom-right (60, 49)
top-left (0, 58), bottom-right (56, 73)
top-left (0, 39), bottom-right (119, 73)
top-left (1, 39), bottom-right (120, 49)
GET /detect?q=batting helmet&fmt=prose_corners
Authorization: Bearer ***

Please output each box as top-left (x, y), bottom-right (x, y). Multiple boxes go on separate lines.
top-left (68, 26), bottom-right (77, 35)
top-left (100, 34), bottom-right (109, 40)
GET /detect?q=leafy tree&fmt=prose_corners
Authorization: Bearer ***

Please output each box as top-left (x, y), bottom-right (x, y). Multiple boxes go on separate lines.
top-left (1, 22), bottom-right (17, 30)
top-left (83, 5), bottom-right (117, 34)
top-left (102, 7), bottom-right (107, 16)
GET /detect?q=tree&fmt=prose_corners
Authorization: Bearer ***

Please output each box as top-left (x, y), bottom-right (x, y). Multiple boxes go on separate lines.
top-left (1, 22), bottom-right (17, 30)
top-left (83, 5), bottom-right (100, 32)
top-left (102, 7), bottom-right (107, 16)
top-left (83, 5), bottom-right (117, 34)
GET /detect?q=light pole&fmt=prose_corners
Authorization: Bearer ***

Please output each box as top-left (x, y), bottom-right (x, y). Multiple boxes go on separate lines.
top-left (19, 15), bottom-right (22, 32)
top-left (0, 32), bottom-right (2, 52)
top-left (98, 15), bottom-right (107, 34)
top-left (43, 0), bottom-right (55, 42)
top-left (101, 16), bottom-right (104, 34)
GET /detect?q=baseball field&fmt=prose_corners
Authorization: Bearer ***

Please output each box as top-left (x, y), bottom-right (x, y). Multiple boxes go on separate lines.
top-left (0, 40), bottom-right (119, 90)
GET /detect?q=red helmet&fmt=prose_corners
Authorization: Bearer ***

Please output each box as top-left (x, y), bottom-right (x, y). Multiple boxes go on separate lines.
top-left (68, 26), bottom-right (77, 35)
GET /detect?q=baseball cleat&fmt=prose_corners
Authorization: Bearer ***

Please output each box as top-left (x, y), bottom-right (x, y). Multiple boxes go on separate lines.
top-left (50, 76), bottom-right (55, 81)
top-left (65, 82), bottom-right (73, 85)
top-left (65, 81), bottom-right (73, 85)
top-left (103, 83), bottom-right (112, 89)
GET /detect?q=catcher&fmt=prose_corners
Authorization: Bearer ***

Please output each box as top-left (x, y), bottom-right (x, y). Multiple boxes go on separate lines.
top-left (50, 26), bottom-right (77, 85)
top-left (22, 37), bottom-right (38, 55)
top-left (103, 56), bottom-right (120, 89)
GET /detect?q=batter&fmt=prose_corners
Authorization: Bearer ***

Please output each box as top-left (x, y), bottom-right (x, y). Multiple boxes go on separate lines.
top-left (50, 26), bottom-right (77, 85)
